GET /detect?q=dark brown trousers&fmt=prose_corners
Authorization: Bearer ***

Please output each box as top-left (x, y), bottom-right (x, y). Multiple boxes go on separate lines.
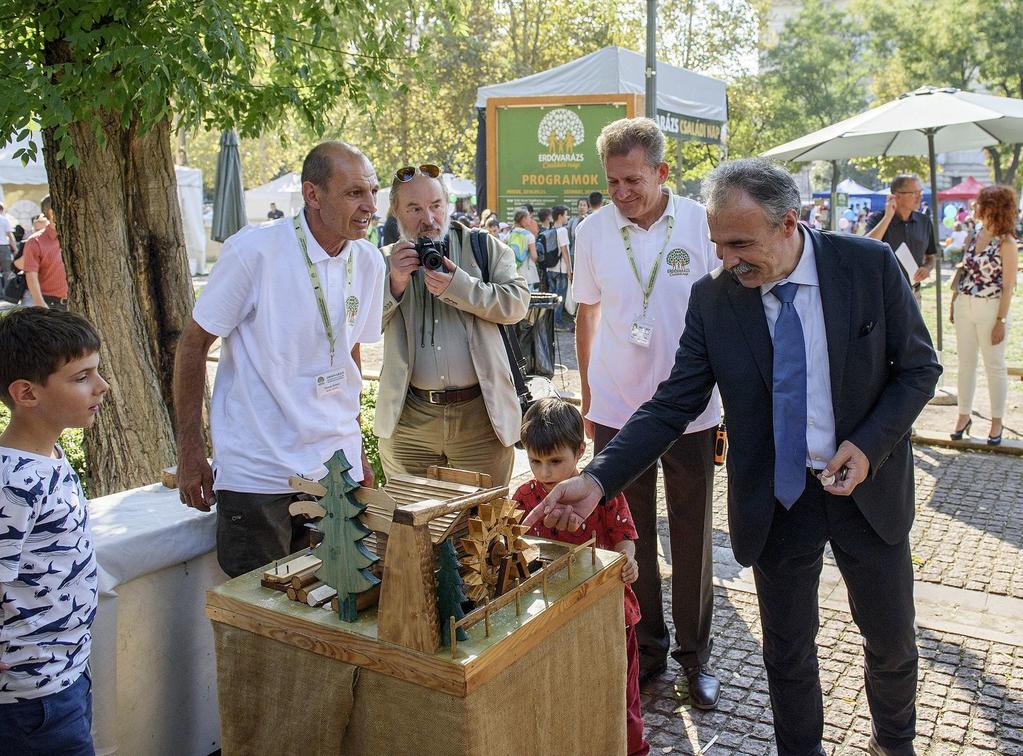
top-left (593, 423), bottom-right (716, 669)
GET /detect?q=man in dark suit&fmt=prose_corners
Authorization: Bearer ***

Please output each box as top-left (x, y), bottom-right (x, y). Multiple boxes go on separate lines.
top-left (525, 158), bottom-right (941, 756)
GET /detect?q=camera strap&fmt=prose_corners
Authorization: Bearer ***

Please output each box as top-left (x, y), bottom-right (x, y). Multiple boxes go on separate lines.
top-left (467, 229), bottom-right (532, 403)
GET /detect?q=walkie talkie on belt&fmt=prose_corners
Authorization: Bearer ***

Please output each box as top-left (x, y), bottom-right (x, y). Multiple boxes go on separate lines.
top-left (714, 421), bottom-right (728, 466)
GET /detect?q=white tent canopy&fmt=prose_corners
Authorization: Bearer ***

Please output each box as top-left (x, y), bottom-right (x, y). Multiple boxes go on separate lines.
top-left (0, 134), bottom-right (208, 274)
top-left (245, 171), bottom-right (302, 222)
top-left (835, 178), bottom-right (881, 195)
top-left (0, 131), bottom-right (47, 186)
top-left (475, 46), bottom-right (727, 126)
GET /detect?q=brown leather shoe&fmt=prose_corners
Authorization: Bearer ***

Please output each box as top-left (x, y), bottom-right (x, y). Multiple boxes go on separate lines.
top-left (683, 664), bottom-right (720, 710)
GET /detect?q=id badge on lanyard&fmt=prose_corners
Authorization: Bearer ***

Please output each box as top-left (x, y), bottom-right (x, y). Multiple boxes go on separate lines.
top-left (629, 314), bottom-right (655, 348)
top-left (293, 214), bottom-right (353, 398)
top-left (622, 214), bottom-right (674, 349)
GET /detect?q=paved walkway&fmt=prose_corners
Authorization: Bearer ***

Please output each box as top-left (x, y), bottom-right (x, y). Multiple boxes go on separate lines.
top-left (504, 442), bottom-right (1023, 754)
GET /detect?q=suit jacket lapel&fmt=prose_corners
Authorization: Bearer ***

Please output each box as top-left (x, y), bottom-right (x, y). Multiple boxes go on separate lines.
top-left (725, 275), bottom-right (773, 394)
top-left (810, 228), bottom-right (851, 412)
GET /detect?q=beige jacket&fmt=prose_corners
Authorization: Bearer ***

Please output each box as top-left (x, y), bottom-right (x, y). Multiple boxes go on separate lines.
top-left (375, 224), bottom-right (530, 447)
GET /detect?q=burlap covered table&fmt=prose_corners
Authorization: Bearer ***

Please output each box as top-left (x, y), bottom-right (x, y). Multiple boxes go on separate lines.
top-left (207, 545), bottom-right (627, 755)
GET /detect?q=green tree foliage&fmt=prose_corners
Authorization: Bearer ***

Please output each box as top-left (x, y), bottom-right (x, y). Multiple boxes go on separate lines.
top-left (436, 538), bottom-right (469, 645)
top-left (761, 0), bottom-right (868, 138)
top-left (0, 1), bottom-right (456, 494)
top-left (855, 0), bottom-right (1023, 186)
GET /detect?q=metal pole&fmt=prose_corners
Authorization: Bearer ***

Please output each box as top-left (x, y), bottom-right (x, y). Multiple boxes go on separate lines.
top-left (645, 0), bottom-right (657, 119)
top-left (927, 130), bottom-right (943, 352)
top-left (830, 161), bottom-right (839, 232)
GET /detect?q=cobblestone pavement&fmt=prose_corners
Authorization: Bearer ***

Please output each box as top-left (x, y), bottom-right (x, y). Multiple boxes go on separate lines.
top-left (641, 587), bottom-right (1023, 755)
top-left (704, 448), bottom-right (1023, 600)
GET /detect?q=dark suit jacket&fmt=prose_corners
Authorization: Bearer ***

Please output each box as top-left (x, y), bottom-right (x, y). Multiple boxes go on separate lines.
top-left (587, 227), bottom-right (942, 567)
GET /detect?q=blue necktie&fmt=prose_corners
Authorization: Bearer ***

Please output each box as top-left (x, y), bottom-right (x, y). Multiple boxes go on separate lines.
top-left (770, 282), bottom-right (807, 509)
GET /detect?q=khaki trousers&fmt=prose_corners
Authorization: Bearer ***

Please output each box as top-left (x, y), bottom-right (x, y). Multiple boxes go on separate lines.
top-left (379, 392), bottom-right (515, 486)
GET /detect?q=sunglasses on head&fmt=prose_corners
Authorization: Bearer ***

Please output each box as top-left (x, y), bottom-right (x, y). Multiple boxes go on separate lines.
top-left (395, 164), bottom-right (441, 182)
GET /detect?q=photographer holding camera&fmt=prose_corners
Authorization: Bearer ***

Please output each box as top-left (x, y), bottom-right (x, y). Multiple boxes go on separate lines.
top-left (376, 165), bottom-right (530, 486)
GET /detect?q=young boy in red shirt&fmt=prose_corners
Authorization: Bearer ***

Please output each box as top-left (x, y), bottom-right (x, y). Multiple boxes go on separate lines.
top-left (513, 398), bottom-right (649, 756)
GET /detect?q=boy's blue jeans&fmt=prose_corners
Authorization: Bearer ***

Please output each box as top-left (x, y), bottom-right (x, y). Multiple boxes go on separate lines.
top-left (0, 669), bottom-right (94, 755)
top-left (546, 271), bottom-right (569, 325)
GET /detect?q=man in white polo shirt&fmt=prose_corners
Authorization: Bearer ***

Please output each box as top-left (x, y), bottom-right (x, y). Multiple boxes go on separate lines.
top-left (173, 141), bottom-right (385, 577)
top-left (574, 117), bottom-right (722, 706)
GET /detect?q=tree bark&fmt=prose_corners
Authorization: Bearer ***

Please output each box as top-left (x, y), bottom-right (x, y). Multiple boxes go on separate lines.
top-left (41, 112), bottom-right (196, 496)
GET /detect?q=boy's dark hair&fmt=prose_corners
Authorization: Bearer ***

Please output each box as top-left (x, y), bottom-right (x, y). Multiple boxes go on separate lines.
top-left (520, 398), bottom-right (584, 456)
top-left (0, 308), bottom-right (101, 407)
top-left (588, 191), bottom-right (603, 207)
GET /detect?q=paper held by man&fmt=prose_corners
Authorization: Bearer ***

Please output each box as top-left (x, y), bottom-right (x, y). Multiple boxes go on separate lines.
top-left (894, 242), bottom-right (919, 279)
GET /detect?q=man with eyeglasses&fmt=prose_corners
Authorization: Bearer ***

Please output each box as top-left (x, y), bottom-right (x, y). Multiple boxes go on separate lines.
top-left (866, 175), bottom-right (938, 306)
top-left (375, 164), bottom-right (530, 486)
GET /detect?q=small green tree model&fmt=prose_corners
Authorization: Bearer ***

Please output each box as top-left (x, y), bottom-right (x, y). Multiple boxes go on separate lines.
top-left (435, 538), bottom-right (469, 645)
top-left (315, 450), bottom-right (379, 622)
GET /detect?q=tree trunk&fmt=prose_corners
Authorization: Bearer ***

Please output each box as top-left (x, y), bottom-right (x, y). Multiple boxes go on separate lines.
top-left (42, 113), bottom-right (196, 496)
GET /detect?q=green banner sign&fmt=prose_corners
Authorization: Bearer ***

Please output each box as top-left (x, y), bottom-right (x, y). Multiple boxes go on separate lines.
top-left (495, 102), bottom-right (626, 221)
top-left (655, 110), bottom-right (723, 144)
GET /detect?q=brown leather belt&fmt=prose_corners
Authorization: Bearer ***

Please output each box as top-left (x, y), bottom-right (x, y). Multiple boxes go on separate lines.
top-left (410, 385), bottom-right (482, 405)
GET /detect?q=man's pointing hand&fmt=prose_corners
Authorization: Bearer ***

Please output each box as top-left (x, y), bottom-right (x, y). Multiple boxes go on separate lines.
top-left (522, 473), bottom-right (604, 532)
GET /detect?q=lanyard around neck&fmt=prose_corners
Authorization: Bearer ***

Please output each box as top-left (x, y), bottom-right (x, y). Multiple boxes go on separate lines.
top-left (293, 213), bottom-right (353, 365)
top-left (620, 213), bottom-right (675, 315)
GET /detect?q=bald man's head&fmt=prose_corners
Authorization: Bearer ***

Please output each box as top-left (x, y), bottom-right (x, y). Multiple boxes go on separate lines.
top-left (301, 141), bottom-right (368, 189)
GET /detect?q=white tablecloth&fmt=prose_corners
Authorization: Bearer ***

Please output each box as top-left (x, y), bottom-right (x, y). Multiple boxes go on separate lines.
top-left (90, 483), bottom-right (225, 755)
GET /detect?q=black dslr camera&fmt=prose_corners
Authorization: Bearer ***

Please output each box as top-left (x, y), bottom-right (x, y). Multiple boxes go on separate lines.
top-left (414, 236), bottom-right (449, 271)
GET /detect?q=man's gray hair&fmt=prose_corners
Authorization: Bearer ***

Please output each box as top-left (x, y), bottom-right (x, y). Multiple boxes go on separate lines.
top-left (703, 158), bottom-right (800, 227)
top-left (890, 174), bottom-right (919, 193)
top-left (388, 171), bottom-right (450, 216)
top-left (596, 117), bottom-right (665, 167)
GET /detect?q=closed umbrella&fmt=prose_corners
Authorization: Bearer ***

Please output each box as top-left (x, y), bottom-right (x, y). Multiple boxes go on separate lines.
top-left (763, 86), bottom-right (1023, 352)
top-left (212, 130), bottom-right (247, 243)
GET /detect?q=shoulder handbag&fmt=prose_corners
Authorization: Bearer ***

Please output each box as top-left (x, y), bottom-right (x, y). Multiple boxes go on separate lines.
top-left (2, 272), bottom-right (26, 304)
top-left (466, 228), bottom-right (535, 415)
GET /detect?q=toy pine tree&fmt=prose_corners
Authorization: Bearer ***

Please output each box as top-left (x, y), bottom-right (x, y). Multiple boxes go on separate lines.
top-left (435, 538), bottom-right (469, 645)
top-left (315, 450), bottom-right (380, 622)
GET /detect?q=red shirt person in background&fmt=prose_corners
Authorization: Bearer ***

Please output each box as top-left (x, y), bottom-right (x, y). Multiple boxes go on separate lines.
top-left (18, 195), bottom-right (69, 310)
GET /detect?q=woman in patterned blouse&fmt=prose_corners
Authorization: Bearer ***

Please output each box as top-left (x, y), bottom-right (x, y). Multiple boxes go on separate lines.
top-left (949, 185), bottom-right (1019, 445)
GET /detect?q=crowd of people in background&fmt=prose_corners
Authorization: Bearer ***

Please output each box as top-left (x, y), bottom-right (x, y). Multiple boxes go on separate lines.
top-left (0, 197), bottom-right (69, 310)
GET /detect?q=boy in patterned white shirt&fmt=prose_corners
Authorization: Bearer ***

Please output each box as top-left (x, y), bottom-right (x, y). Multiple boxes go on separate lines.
top-left (0, 308), bottom-right (108, 754)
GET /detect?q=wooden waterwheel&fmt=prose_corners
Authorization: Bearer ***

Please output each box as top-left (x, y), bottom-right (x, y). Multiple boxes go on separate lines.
top-left (459, 498), bottom-right (532, 603)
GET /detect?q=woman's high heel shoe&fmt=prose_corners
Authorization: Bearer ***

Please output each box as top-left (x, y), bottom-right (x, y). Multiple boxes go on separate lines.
top-left (988, 431), bottom-right (1003, 446)
top-left (950, 418), bottom-right (972, 440)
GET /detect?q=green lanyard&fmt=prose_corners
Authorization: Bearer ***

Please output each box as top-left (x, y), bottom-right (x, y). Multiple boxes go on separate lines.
top-left (293, 214), bottom-right (353, 366)
top-left (620, 214), bottom-right (675, 316)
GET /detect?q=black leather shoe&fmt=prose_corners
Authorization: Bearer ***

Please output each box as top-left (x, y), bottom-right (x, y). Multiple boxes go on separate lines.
top-left (867, 736), bottom-right (915, 756)
top-left (638, 659), bottom-right (667, 686)
top-left (682, 664), bottom-right (720, 710)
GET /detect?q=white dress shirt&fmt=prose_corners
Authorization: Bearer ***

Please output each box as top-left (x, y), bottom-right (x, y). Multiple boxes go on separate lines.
top-left (760, 228), bottom-right (837, 470)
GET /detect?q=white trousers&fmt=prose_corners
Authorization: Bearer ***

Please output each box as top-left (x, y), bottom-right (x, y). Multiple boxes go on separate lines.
top-left (954, 294), bottom-right (1009, 418)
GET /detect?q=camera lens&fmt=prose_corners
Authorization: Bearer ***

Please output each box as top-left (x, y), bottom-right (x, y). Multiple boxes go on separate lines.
top-left (423, 250), bottom-right (444, 270)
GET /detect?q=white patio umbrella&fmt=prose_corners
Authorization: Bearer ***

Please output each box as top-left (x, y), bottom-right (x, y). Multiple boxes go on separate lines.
top-left (763, 86), bottom-right (1023, 352)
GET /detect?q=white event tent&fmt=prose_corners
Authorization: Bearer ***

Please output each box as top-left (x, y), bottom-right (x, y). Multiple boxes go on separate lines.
top-left (0, 134), bottom-right (207, 274)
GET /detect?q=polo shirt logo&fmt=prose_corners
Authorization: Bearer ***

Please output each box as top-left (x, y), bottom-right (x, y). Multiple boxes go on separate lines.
top-left (667, 247), bottom-right (691, 276)
top-left (345, 295), bottom-right (359, 324)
